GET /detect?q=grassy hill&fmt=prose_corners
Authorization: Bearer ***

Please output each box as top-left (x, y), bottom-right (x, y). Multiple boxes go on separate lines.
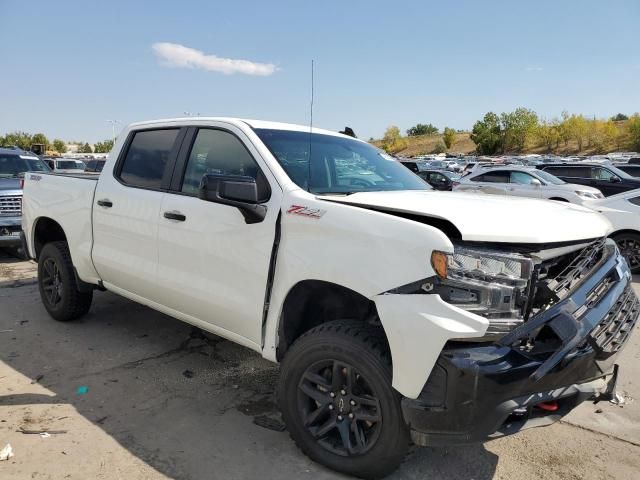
top-left (371, 120), bottom-right (634, 157)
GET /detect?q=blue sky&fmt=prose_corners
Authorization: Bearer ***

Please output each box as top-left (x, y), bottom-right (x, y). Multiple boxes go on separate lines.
top-left (1, 0), bottom-right (639, 142)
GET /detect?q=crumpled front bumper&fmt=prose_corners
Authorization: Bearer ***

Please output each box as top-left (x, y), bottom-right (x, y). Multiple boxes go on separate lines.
top-left (403, 248), bottom-right (638, 446)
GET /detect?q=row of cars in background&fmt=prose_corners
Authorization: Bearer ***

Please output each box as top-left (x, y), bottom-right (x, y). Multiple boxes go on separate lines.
top-left (398, 152), bottom-right (640, 273)
top-left (0, 147), bottom-right (106, 250)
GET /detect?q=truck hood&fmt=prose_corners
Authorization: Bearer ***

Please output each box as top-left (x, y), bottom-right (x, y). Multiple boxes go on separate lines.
top-left (320, 190), bottom-right (612, 244)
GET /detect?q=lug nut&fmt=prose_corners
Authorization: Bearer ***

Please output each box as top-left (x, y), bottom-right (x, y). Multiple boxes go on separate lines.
top-left (328, 405), bottom-right (334, 410)
top-left (350, 400), bottom-right (356, 406)
top-left (337, 415), bottom-right (343, 421)
top-left (348, 413), bottom-right (354, 419)
top-left (329, 392), bottom-right (336, 398)
top-left (340, 389), bottom-right (346, 395)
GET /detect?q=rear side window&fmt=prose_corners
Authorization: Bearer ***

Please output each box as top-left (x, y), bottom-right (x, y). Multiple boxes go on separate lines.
top-left (472, 171), bottom-right (510, 183)
top-left (119, 129), bottom-right (180, 189)
top-left (545, 166), bottom-right (590, 178)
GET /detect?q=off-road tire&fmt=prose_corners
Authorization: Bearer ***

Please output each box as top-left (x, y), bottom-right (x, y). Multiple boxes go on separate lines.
top-left (38, 241), bottom-right (93, 321)
top-left (278, 320), bottom-right (409, 479)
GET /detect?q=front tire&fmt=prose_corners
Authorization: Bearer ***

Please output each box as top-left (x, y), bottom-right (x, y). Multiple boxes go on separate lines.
top-left (38, 241), bottom-right (93, 321)
top-left (278, 320), bottom-right (409, 479)
top-left (612, 232), bottom-right (640, 274)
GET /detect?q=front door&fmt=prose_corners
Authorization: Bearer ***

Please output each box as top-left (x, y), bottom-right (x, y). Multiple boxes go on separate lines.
top-left (156, 125), bottom-right (281, 345)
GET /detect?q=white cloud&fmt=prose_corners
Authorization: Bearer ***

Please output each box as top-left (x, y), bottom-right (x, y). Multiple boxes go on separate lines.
top-left (525, 66), bottom-right (544, 72)
top-left (152, 42), bottom-right (277, 76)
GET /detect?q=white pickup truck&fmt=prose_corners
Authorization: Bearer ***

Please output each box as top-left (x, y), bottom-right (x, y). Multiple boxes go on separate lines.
top-left (21, 118), bottom-right (639, 478)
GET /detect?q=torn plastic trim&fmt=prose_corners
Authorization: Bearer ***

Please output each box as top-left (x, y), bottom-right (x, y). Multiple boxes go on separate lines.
top-left (498, 251), bottom-right (635, 381)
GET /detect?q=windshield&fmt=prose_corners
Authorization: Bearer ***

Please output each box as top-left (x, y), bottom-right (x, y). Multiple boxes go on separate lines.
top-left (606, 164), bottom-right (633, 179)
top-left (56, 160), bottom-right (84, 170)
top-left (535, 170), bottom-right (565, 185)
top-left (255, 129), bottom-right (430, 194)
top-left (0, 154), bottom-right (51, 177)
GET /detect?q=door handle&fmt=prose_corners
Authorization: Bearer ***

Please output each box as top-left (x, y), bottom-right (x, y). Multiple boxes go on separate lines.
top-left (97, 199), bottom-right (113, 208)
top-left (163, 211), bottom-right (186, 222)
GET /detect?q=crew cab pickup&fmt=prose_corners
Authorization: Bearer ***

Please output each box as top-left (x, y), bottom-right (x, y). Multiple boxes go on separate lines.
top-left (21, 118), bottom-right (639, 478)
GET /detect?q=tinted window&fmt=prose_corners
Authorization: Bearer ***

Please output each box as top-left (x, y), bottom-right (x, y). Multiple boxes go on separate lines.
top-left (181, 129), bottom-right (269, 200)
top-left (510, 171), bottom-right (537, 184)
top-left (0, 154), bottom-right (50, 176)
top-left (628, 196), bottom-right (640, 206)
top-left (119, 129), bottom-right (180, 188)
top-left (472, 171), bottom-right (510, 183)
top-left (544, 166), bottom-right (591, 178)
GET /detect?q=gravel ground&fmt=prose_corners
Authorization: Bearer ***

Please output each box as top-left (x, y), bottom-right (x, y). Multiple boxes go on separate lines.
top-left (0, 250), bottom-right (639, 480)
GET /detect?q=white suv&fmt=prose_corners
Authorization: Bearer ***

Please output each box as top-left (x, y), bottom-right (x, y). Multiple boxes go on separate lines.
top-left (454, 166), bottom-right (604, 204)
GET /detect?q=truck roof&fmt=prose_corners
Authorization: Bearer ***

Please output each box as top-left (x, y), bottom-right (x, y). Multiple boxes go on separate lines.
top-left (127, 117), bottom-right (352, 139)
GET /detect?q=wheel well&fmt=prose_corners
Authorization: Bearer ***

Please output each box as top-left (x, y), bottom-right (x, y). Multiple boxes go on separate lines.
top-left (276, 280), bottom-right (384, 361)
top-left (610, 229), bottom-right (640, 239)
top-left (33, 217), bottom-right (67, 259)
top-left (549, 197), bottom-right (569, 202)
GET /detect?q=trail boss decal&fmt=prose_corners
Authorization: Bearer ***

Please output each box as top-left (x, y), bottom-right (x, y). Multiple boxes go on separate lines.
top-left (286, 205), bottom-right (326, 219)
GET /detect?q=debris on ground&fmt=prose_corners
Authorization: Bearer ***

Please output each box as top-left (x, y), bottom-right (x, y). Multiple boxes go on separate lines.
top-left (76, 386), bottom-right (89, 395)
top-left (40, 432), bottom-right (51, 439)
top-left (253, 415), bottom-right (286, 432)
top-left (18, 429), bottom-right (68, 435)
top-left (0, 444), bottom-right (14, 461)
top-left (182, 370), bottom-right (194, 378)
top-left (610, 391), bottom-right (632, 406)
top-left (31, 374), bottom-right (44, 384)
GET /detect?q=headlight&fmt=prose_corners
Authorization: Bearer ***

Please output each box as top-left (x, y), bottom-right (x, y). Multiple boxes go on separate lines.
top-left (431, 247), bottom-right (534, 337)
top-left (575, 190), bottom-right (602, 199)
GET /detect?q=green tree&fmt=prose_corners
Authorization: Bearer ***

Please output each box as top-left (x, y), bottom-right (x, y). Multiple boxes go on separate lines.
top-left (31, 133), bottom-right (49, 150)
top-left (611, 113), bottom-right (628, 121)
top-left (563, 114), bottom-right (589, 151)
top-left (470, 112), bottom-right (502, 155)
top-left (628, 114), bottom-right (640, 151)
top-left (381, 126), bottom-right (407, 154)
top-left (52, 139), bottom-right (67, 154)
top-left (442, 127), bottom-right (456, 149)
top-left (78, 142), bottom-right (93, 153)
top-left (406, 123), bottom-right (439, 136)
top-left (500, 107), bottom-right (539, 152)
top-left (536, 119), bottom-right (560, 152)
top-left (93, 139), bottom-right (114, 153)
top-left (431, 142), bottom-right (447, 154)
top-left (1, 131), bottom-right (33, 149)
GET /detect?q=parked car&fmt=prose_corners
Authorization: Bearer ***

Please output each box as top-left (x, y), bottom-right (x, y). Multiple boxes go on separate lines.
top-left (417, 169), bottom-right (461, 190)
top-left (0, 147), bottom-right (50, 248)
top-left (444, 160), bottom-right (463, 172)
top-left (84, 159), bottom-right (106, 173)
top-left (537, 163), bottom-right (640, 196)
top-left (583, 190), bottom-right (640, 273)
top-left (44, 158), bottom-right (87, 174)
top-left (398, 159), bottom-right (429, 174)
top-left (455, 167), bottom-right (603, 204)
top-left (22, 118), bottom-right (637, 478)
top-left (617, 164), bottom-right (640, 177)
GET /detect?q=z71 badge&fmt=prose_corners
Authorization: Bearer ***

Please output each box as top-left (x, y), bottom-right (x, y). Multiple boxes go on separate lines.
top-left (286, 205), bottom-right (326, 219)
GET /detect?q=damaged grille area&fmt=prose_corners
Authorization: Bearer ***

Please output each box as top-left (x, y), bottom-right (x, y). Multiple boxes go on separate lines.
top-left (589, 284), bottom-right (639, 356)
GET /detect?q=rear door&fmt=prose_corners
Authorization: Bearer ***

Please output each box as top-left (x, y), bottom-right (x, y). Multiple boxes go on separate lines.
top-left (466, 170), bottom-right (509, 195)
top-left (543, 166), bottom-right (592, 188)
top-left (155, 124), bottom-right (281, 345)
top-left (92, 127), bottom-right (185, 302)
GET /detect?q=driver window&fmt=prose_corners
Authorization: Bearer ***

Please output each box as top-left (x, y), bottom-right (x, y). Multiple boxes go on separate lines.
top-left (181, 128), bottom-right (269, 200)
top-left (510, 171), bottom-right (536, 185)
top-left (592, 167), bottom-right (617, 181)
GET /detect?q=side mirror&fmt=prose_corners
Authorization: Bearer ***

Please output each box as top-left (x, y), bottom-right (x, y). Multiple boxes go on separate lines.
top-left (199, 174), bottom-right (267, 224)
top-left (610, 176), bottom-right (621, 183)
top-left (531, 179), bottom-right (542, 187)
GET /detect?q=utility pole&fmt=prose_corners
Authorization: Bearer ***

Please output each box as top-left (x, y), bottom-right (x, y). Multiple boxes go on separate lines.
top-left (105, 120), bottom-right (121, 144)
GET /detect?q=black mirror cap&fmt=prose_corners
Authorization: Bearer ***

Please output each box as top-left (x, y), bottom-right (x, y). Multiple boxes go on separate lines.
top-left (199, 174), bottom-right (267, 224)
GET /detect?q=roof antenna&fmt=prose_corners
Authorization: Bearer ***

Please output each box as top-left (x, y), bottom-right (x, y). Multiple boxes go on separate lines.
top-left (307, 59), bottom-right (314, 193)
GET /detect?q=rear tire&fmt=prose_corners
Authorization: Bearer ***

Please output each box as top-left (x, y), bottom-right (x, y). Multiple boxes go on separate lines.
top-left (38, 241), bottom-right (93, 321)
top-left (612, 232), bottom-right (640, 274)
top-left (278, 320), bottom-right (409, 479)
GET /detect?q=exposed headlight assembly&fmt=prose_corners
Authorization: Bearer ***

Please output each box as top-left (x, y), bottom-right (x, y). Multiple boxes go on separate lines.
top-left (431, 247), bottom-right (534, 337)
top-left (575, 190), bottom-right (603, 199)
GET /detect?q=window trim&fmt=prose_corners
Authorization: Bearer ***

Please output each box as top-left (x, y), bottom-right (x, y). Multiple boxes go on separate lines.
top-left (113, 127), bottom-right (187, 192)
top-left (169, 126), bottom-right (272, 202)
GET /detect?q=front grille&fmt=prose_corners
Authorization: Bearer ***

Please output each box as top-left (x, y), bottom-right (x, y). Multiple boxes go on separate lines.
top-left (0, 195), bottom-right (22, 216)
top-left (589, 284), bottom-right (639, 356)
